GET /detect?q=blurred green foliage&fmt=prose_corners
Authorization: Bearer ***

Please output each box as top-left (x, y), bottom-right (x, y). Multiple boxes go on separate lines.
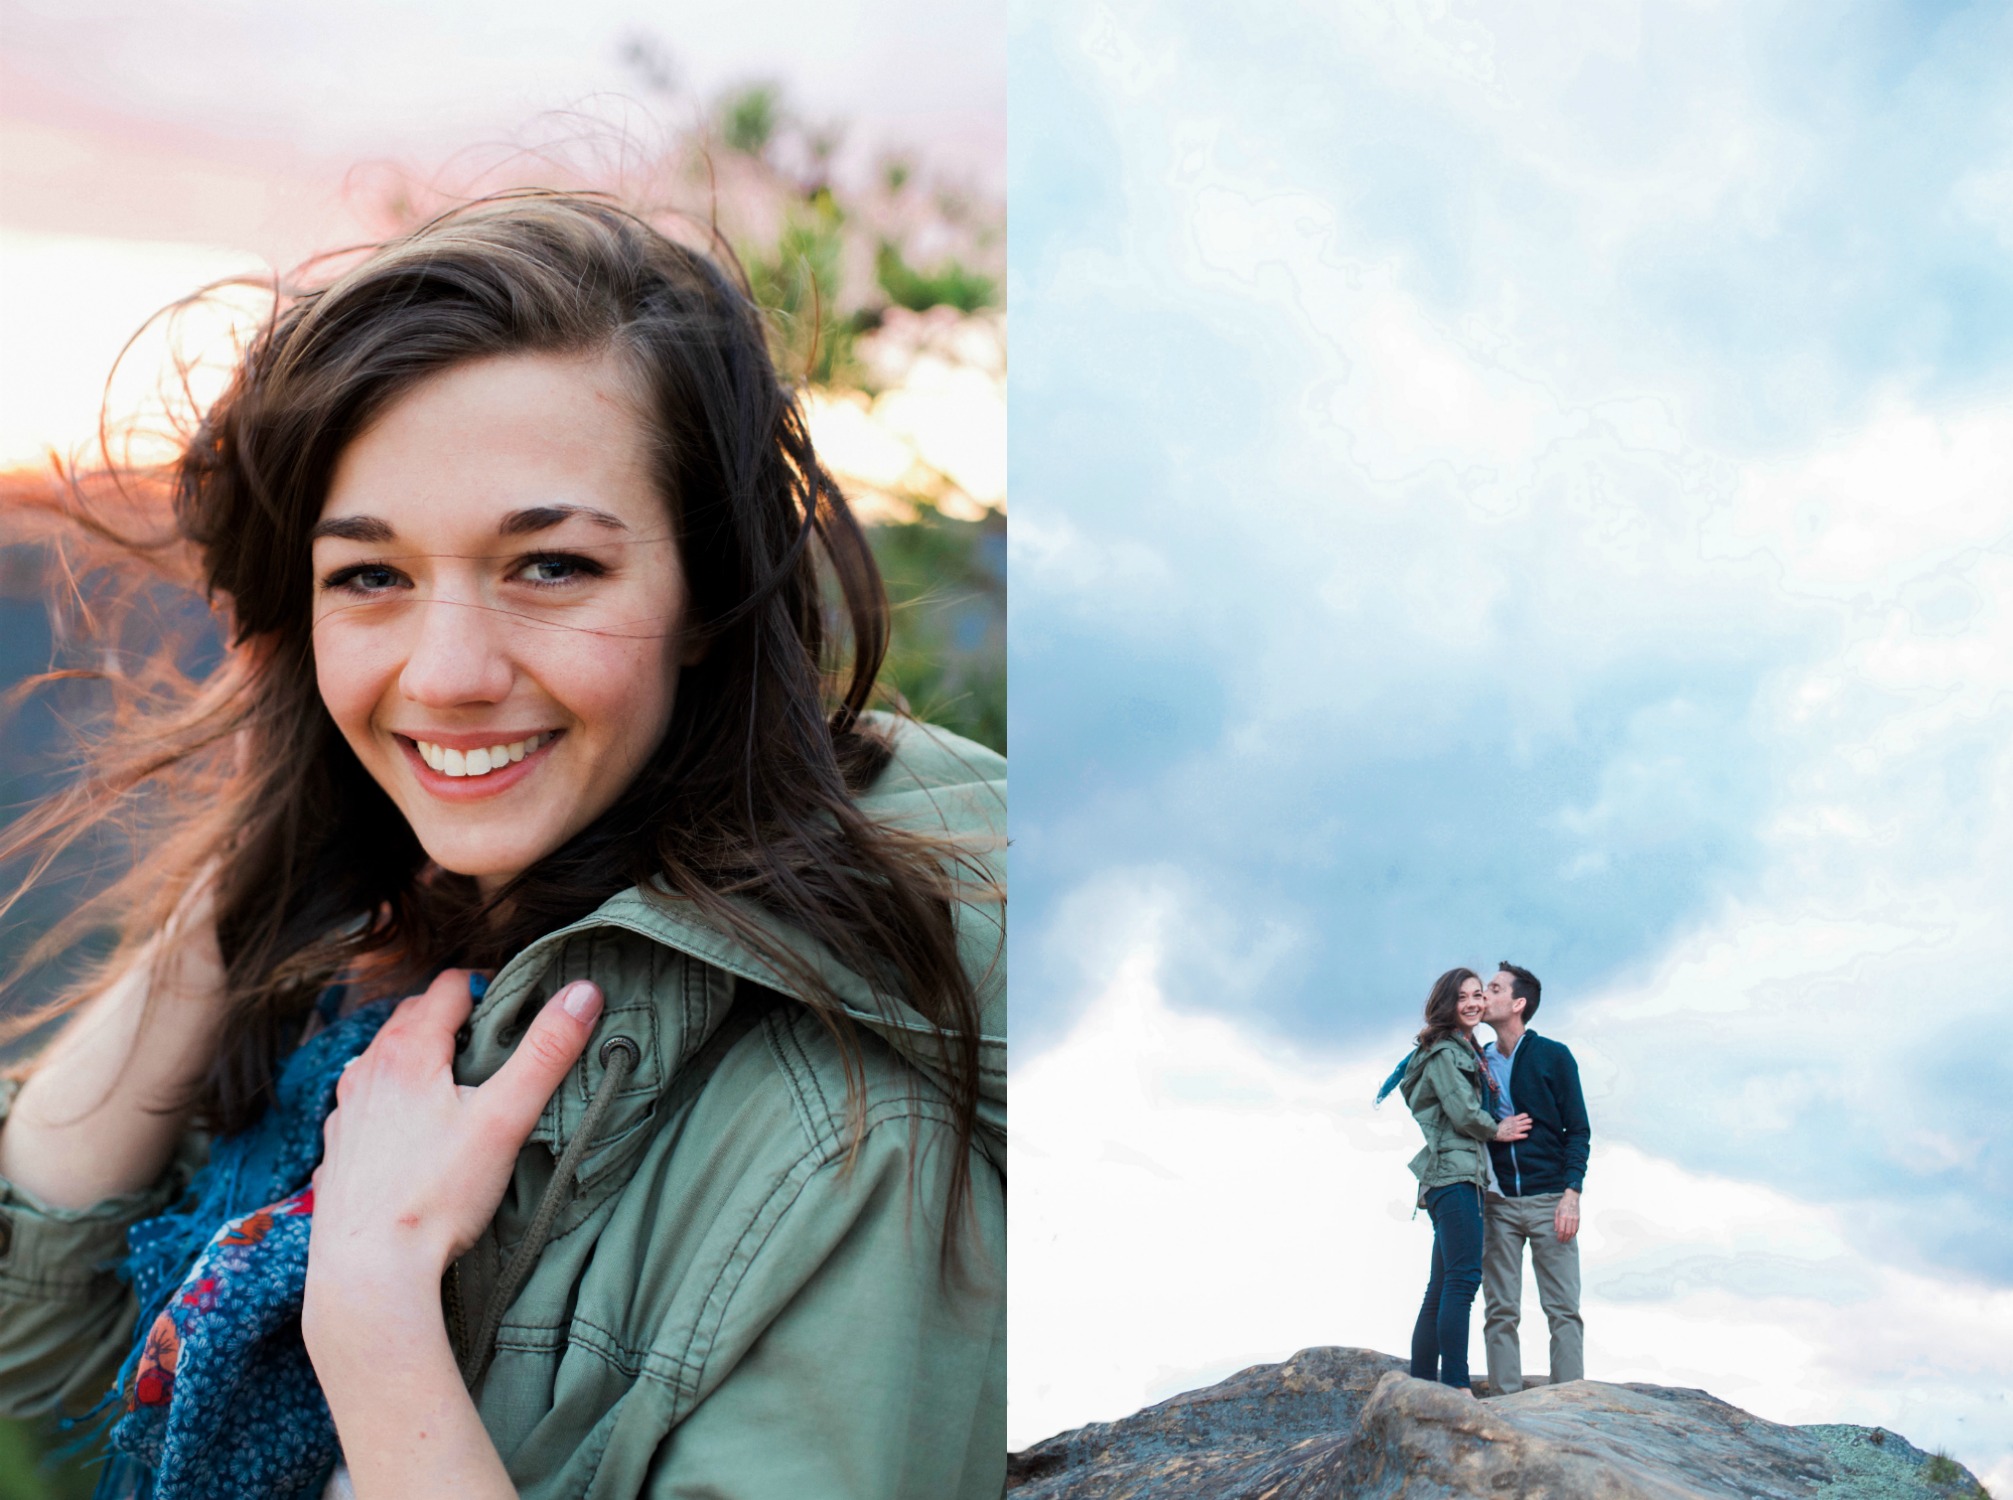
top-left (699, 74), bottom-right (1004, 747)
top-left (871, 507), bottom-right (1006, 754)
top-left (0, 1417), bottom-right (94, 1500)
top-left (702, 76), bottom-right (997, 392)
top-left (719, 83), bottom-right (782, 158)
top-left (743, 190), bottom-right (857, 387)
top-left (874, 241), bottom-right (995, 315)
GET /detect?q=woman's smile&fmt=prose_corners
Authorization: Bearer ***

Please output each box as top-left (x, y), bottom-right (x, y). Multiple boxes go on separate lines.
top-left (394, 729), bottom-right (564, 800)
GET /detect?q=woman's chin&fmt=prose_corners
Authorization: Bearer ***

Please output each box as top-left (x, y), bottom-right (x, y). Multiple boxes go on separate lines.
top-left (414, 837), bottom-right (544, 894)
top-left (403, 798), bottom-right (607, 897)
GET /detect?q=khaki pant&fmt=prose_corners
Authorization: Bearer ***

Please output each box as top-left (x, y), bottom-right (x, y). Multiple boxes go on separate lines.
top-left (1482, 1191), bottom-right (1583, 1394)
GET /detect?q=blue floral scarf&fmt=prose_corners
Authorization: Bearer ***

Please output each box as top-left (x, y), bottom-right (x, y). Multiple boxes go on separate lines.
top-left (92, 994), bottom-right (396, 1500)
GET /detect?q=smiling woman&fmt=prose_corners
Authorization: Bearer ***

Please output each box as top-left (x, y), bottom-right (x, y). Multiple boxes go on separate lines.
top-left (310, 353), bottom-right (702, 887)
top-left (0, 195), bottom-right (1005, 1500)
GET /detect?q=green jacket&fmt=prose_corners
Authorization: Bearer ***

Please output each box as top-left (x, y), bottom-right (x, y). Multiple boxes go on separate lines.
top-left (1399, 1036), bottom-right (1498, 1197)
top-left (0, 716), bottom-right (1006, 1499)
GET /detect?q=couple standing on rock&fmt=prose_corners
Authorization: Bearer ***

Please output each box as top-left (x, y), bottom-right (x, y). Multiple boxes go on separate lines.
top-left (1378, 963), bottom-right (1591, 1397)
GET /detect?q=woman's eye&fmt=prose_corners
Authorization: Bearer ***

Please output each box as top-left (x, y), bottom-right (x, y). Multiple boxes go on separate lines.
top-left (322, 564), bottom-right (407, 595)
top-left (514, 553), bottom-right (605, 587)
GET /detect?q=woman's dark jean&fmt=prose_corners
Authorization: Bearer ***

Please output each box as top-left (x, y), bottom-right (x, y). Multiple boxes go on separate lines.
top-left (1409, 1182), bottom-right (1484, 1389)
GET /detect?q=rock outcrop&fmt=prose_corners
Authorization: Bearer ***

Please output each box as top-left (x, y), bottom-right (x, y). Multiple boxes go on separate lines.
top-left (1008, 1347), bottom-right (1988, 1499)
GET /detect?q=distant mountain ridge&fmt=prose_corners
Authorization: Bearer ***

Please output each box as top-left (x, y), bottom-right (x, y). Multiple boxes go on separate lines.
top-left (1009, 1347), bottom-right (1987, 1499)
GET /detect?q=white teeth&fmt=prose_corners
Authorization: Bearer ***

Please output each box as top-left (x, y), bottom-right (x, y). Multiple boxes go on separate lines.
top-left (414, 733), bottom-right (550, 779)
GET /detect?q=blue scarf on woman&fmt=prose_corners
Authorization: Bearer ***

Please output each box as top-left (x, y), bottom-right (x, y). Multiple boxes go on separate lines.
top-left (91, 993), bottom-right (396, 1500)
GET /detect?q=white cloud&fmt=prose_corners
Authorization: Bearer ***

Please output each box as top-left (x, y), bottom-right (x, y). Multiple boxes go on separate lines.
top-left (1006, 510), bottom-right (1176, 623)
top-left (1706, 398), bottom-right (2013, 603)
top-left (1953, 162), bottom-right (2013, 252)
top-left (1186, 189), bottom-right (1587, 516)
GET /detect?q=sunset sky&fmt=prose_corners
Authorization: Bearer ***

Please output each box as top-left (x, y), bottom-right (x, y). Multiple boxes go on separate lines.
top-left (0, 0), bottom-right (1004, 470)
top-left (1010, 1), bottom-right (2013, 1487)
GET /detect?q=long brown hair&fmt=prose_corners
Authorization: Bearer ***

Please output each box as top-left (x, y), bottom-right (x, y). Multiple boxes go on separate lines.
top-left (1414, 966), bottom-right (1481, 1051)
top-left (0, 192), bottom-right (991, 1235)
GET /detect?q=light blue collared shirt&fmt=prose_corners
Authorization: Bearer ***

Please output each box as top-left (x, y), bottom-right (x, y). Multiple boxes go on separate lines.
top-left (1481, 1034), bottom-right (1520, 1121)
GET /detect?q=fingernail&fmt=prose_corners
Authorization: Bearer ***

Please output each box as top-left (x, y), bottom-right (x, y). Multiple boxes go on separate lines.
top-left (468, 973), bottom-right (490, 1000)
top-left (558, 980), bottom-right (602, 1022)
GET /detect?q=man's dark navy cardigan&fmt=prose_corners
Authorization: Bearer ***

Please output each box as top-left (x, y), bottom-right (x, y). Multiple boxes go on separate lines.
top-left (1486, 1030), bottom-right (1591, 1197)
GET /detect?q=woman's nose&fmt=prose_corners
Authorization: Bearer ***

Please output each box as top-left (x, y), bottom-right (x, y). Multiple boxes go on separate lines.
top-left (397, 590), bottom-right (515, 706)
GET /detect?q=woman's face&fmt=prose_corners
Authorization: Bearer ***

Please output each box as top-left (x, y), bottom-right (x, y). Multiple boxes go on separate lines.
top-left (311, 349), bottom-right (699, 892)
top-left (1455, 976), bottom-right (1486, 1030)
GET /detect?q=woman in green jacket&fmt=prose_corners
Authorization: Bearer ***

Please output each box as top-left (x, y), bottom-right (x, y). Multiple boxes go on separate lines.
top-left (0, 195), bottom-right (1004, 1498)
top-left (1399, 968), bottom-right (1527, 1393)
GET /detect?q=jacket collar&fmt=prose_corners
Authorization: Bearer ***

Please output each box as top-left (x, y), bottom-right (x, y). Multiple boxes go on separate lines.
top-left (451, 716), bottom-right (1007, 1173)
top-left (455, 914), bottom-right (737, 1214)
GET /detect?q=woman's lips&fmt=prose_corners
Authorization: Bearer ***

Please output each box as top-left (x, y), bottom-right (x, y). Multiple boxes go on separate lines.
top-left (412, 731), bottom-right (553, 776)
top-left (396, 731), bottom-right (562, 801)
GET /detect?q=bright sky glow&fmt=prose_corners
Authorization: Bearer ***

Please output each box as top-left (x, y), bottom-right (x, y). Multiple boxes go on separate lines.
top-left (805, 308), bottom-right (1007, 522)
top-left (0, 228), bottom-right (267, 471)
top-left (1, 5), bottom-right (1004, 511)
top-left (1010, 0), bottom-right (2013, 1485)
top-left (0, 226), bottom-right (1004, 522)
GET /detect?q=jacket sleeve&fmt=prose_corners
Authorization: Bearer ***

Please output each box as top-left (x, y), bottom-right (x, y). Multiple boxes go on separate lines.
top-left (639, 1121), bottom-right (1007, 1500)
top-left (1552, 1045), bottom-right (1591, 1192)
top-left (0, 1079), bottom-right (183, 1420)
top-left (1421, 1048), bottom-right (1499, 1142)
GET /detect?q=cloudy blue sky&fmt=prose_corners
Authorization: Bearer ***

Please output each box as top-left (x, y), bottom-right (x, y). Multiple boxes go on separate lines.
top-left (1008, 0), bottom-right (2013, 1482)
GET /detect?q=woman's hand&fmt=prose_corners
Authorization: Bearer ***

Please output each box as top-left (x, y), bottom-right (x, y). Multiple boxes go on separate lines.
top-left (1493, 1112), bottom-right (1532, 1142)
top-left (304, 969), bottom-right (602, 1307)
top-left (301, 969), bottom-right (602, 1500)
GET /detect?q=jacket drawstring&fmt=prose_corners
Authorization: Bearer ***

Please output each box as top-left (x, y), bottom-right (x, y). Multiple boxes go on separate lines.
top-left (455, 985), bottom-right (783, 1391)
top-left (459, 1035), bottom-right (639, 1389)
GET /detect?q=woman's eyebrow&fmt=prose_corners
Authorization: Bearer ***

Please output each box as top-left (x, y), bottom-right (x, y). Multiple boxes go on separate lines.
top-left (309, 515), bottom-right (396, 543)
top-left (307, 507), bottom-right (629, 544)
top-left (498, 504), bottom-right (630, 536)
